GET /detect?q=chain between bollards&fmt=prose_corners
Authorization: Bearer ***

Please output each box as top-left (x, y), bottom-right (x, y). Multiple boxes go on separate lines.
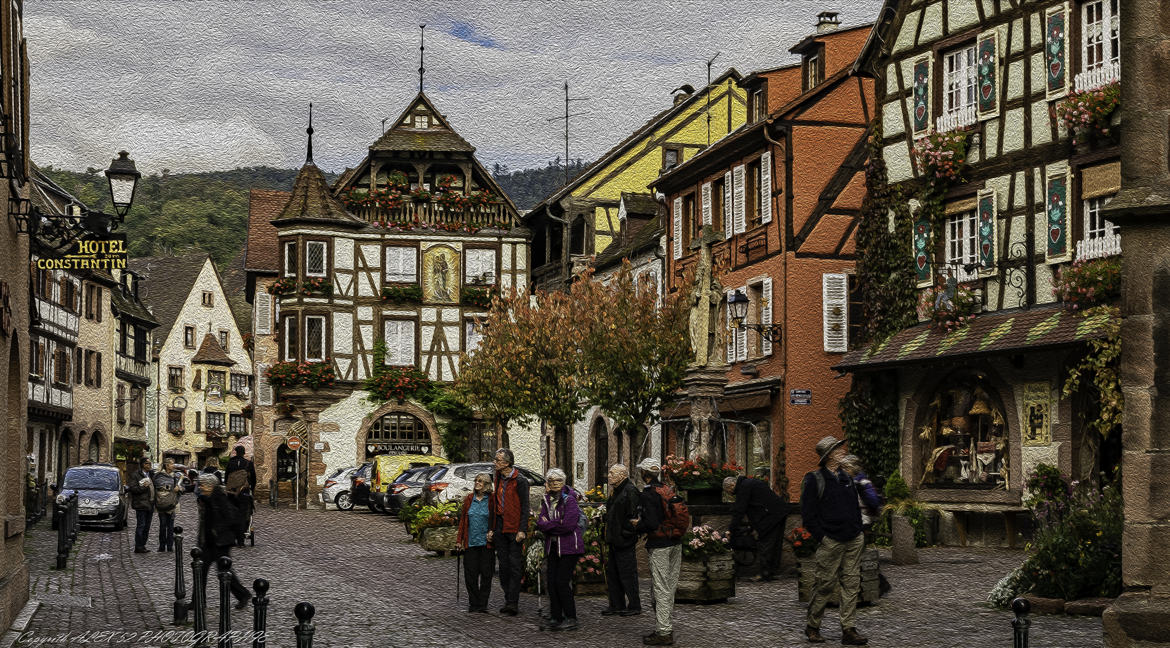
top-left (252, 579), bottom-right (269, 648)
top-left (173, 526), bottom-right (188, 625)
top-left (218, 557), bottom-right (234, 648)
top-left (1011, 597), bottom-right (1031, 648)
top-left (293, 602), bottom-right (315, 648)
top-left (191, 547), bottom-right (207, 647)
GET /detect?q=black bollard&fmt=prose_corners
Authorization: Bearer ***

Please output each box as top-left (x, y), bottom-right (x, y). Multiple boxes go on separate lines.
top-left (293, 602), bottom-right (315, 648)
top-left (251, 579), bottom-right (269, 648)
top-left (1011, 597), bottom-right (1031, 648)
top-left (174, 526), bottom-right (188, 624)
top-left (218, 556), bottom-right (234, 648)
top-left (53, 503), bottom-right (66, 569)
top-left (67, 495), bottom-right (78, 544)
top-left (191, 548), bottom-right (207, 646)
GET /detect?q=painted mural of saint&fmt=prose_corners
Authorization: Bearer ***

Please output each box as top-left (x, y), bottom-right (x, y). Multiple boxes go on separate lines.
top-left (431, 253), bottom-right (452, 302)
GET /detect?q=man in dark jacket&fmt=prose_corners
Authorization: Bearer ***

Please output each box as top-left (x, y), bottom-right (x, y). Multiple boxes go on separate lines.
top-left (634, 458), bottom-right (682, 646)
top-left (801, 436), bottom-right (868, 645)
top-left (196, 474), bottom-right (251, 609)
top-left (486, 448), bottom-right (529, 616)
top-left (224, 445), bottom-right (256, 546)
top-left (127, 459), bottom-right (155, 553)
top-left (723, 474), bottom-right (788, 581)
top-left (602, 464), bottom-right (641, 617)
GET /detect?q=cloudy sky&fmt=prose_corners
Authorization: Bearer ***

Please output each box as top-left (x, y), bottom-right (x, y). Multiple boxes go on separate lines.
top-left (26, 1), bottom-right (883, 175)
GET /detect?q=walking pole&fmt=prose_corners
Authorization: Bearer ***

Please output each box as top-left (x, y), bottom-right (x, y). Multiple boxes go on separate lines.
top-left (456, 551), bottom-right (461, 603)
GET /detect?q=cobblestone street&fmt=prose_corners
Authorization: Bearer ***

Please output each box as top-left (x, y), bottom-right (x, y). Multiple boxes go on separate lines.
top-left (18, 504), bottom-right (1105, 648)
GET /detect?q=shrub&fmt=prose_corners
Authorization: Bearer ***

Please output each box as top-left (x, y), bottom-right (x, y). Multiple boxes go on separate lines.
top-left (410, 501), bottom-right (460, 533)
top-left (876, 471), bottom-right (932, 547)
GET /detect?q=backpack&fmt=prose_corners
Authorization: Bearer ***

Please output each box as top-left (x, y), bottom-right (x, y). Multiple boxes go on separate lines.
top-left (559, 490), bottom-right (587, 532)
top-left (225, 469), bottom-right (249, 496)
top-left (650, 484), bottom-right (689, 541)
top-left (155, 480), bottom-right (179, 512)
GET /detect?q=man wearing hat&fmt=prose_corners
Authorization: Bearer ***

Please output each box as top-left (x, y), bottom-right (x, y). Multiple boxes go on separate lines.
top-left (632, 457), bottom-right (682, 646)
top-left (801, 436), bottom-right (868, 645)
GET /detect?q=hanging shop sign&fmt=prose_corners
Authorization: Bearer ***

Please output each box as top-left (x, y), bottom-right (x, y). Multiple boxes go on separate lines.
top-left (34, 235), bottom-right (128, 271)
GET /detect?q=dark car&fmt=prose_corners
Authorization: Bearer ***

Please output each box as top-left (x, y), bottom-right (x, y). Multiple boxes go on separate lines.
top-left (348, 462), bottom-right (374, 510)
top-left (387, 465), bottom-right (447, 514)
top-left (56, 464), bottom-right (127, 530)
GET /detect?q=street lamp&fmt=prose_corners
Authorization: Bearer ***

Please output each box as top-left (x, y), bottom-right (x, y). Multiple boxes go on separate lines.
top-left (727, 289), bottom-right (783, 344)
top-left (104, 151), bottom-right (140, 219)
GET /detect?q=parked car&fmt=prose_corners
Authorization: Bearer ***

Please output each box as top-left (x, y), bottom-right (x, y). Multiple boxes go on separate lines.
top-left (55, 464), bottom-right (127, 530)
top-left (423, 463), bottom-right (547, 511)
top-left (368, 454), bottom-right (447, 513)
top-left (348, 462), bottom-right (374, 510)
top-left (386, 465), bottom-right (448, 515)
top-left (323, 465), bottom-right (358, 511)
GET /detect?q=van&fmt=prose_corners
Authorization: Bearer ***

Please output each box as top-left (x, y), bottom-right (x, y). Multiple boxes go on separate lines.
top-left (368, 454), bottom-right (446, 512)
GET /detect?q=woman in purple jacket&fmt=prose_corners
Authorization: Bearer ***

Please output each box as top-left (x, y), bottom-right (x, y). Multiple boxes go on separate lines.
top-left (536, 468), bottom-right (584, 632)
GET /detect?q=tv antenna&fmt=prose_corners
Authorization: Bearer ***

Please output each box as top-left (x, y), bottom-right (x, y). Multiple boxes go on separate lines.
top-left (546, 81), bottom-right (591, 187)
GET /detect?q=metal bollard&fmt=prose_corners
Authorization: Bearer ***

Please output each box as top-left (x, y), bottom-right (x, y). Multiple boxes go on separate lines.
top-left (268, 480), bottom-right (276, 509)
top-left (67, 494), bottom-right (78, 544)
top-left (218, 557), bottom-right (234, 648)
top-left (174, 526), bottom-right (188, 624)
top-left (191, 548), bottom-right (207, 646)
top-left (293, 602), bottom-right (315, 648)
top-left (1011, 597), bottom-right (1031, 648)
top-left (251, 579), bottom-right (269, 648)
top-left (53, 503), bottom-right (67, 569)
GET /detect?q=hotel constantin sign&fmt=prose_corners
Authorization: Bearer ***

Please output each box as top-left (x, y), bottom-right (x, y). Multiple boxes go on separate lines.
top-left (33, 235), bottom-right (128, 270)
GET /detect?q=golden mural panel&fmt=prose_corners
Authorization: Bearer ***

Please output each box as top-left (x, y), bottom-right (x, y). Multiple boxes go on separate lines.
top-left (422, 245), bottom-right (459, 304)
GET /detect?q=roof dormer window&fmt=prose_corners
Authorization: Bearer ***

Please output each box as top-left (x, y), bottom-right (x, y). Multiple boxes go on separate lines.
top-left (415, 113), bottom-right (430, 128)
top-left (804, 51), bottom-right (822, 91)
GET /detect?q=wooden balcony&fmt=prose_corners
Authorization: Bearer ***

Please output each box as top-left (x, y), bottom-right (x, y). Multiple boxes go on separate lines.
top-left (115, 353), bottom-right (150, 383)
top-left (349, 201), bottom-right (515, 231)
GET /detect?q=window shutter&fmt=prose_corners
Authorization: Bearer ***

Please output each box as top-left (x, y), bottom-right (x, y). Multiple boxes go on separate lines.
top-left (761, 278), bottom-right (773, 356)
top-left (976, 28), bottom-right (1000, 120)
top-left (723, 171), bottom-right (734, 239)
top-left (976, 189), bottom-right (997, 275)
top-left (1044, 3), bottom-right (1069, 100)
top-left (725, 289), bottom-right (736, 363)
top-left (672, 197), bottom-right (683, 259)
top-left (733, 165), bottom-right (746, 234)
top-left (737, 285), bottom-right (748, 361)
top-left (385, 246), bottom-right (401, 280)
top-left (255, 291), bottom-right (272, 335)
top-left (701, 183), bottom-right (712, 226)
top-left (256, 364), bottom-right (273, 406)
top-left (759, 152), bottom-right (772, 224)
top-left (911, 54), bottom-right (933, 136)
top-left (1045, 168), bottom-right (1072, 263)
top-left (401, 321), bottom-right (416, 367)
top-left (823, 273), bottom-right (849, 353)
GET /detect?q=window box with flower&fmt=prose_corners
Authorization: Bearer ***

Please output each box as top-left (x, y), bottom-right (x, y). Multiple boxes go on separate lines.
top-left (300, 277), bottom-right (332, 297)
top-left (911, 128), bottom-right (972, 186)
top-left (460, 285), bottom-right (496, 310)
top-left (1053, 257), bottom-right (1120, 311)
top-left (1055, 81), bottom-right (1120, 148)
top-left (917, 282), bottom-right (981, 332)
top-left (410, 188), bottom-right (433, 202)
top-left (676, 524), bottom-right (735, 603)
top-left (268, 277), bottom-right (298, 297)
top-left (263, 361), bottom-right (337, 391)
top-left (381, 284), bottom-right (423, 304)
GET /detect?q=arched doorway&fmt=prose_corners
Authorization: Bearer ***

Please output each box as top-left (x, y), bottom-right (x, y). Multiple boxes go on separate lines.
top-left (364, 411), bottom-right (433, 459)
top-left (275, 443), bottom-right (301, 481)
top-left (87, 431), bottom-right (103, 463)
top-left (591, 419), bottom-right (608, 489)
top-left (57, 429), bottom-right (73, 482)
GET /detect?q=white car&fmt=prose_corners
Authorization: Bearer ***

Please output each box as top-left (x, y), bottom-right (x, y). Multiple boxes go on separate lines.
top-left (424, 462), bottom-right (546, 510)
top-left (323, 465), bottom-right (358, 511)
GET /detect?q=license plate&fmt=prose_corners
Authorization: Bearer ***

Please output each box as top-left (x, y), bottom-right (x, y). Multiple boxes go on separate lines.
top-left (79, 508), bottom-right (97, 516)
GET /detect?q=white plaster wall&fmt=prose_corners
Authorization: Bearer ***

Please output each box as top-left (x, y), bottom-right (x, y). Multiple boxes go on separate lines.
top-left (884, 141), bottom-right (913, 184)
top-left (316, 390), bottom-right (376, 486)
top-left (1031, 102), bottom-right (1052, 145)
top-left (1002, 108), bottom-right (1025, 153)
top-left (893, 8), bottom-right (919, 54)
top-left (919, 2), bottom-right (943, 42)
top-left (507, 418), bottom-right (542, 473)
top-left (947, 0), bottom-right (979, 32)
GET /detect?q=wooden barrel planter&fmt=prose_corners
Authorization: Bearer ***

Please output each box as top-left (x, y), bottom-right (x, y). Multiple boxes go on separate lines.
top-left (419, 526), bottom-right (458, 553)
top-left (676, 553), bottom-right (735, 603)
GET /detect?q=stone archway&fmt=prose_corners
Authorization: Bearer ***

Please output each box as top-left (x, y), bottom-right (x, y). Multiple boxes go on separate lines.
top-left (356, 401), bottom-right (441, 460)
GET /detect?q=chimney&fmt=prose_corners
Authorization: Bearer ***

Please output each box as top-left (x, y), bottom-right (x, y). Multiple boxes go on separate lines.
top-left (817, 11), bottom-right (841, 33)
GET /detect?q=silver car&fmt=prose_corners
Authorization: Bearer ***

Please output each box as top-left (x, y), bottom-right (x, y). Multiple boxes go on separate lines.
top-left (424, 463), bottom-right (546, 510)
top-left (323, 465), bottom-right (358, 511)
top-left (56, 464), bottom-right (127, 530)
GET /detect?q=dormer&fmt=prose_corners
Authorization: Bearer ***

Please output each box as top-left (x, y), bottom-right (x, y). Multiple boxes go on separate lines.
top-left (411, 111), bottom-right (431, 129)
top-left (741, 76), bottom-right (769, 124)
top-left (790, 12), bottom-right (841, 92)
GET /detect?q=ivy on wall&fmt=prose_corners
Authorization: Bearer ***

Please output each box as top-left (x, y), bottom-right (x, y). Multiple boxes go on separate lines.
top-left (839, 372), bottom-right (902, 481)
top-left (1062, 305), bottom-right (1122, 438)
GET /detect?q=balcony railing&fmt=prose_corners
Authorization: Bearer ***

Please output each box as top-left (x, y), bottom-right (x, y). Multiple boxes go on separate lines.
top-left (115, 353), bottom-right (149, 380)
top-left (350, 201), bottom-right (515, 231)
top-left (1074, 61), bottom-right (1121, 93)
top-left (936, 105), bottom-right (977, 134)
top-left (1077, 234), bottom-right (1122, 261)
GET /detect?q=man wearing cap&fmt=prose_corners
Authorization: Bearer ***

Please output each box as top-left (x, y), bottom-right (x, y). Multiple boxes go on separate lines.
top-left (801, 436), bottom-right (868, 645)
top-left (633, 458), bottom-right (682, 646)
top-left (722, 474), bottom-right (787, 582)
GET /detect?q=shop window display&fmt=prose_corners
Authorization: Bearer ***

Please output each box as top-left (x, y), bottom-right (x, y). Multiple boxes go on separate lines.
top-left (918, 375), bottom-right (1009, 489)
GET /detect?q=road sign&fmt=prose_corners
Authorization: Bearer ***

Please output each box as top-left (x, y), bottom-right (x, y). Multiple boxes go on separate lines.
top-left (790, 389), bottom-right (812, 405)
top-left (313, 442), bottom-right (324, 451)
top-left (287, 436), bottom-right (303, 451)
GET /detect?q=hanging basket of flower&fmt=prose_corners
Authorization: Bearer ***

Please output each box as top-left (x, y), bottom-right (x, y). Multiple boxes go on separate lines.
top-left (1055, 81), bottom-right (1120, 147)
top-left (911, 128), bottom-right (971, 185)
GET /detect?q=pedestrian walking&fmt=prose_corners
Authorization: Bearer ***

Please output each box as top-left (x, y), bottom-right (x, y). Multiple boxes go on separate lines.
top-left (127, 459), bottom-right (155, 553)
top-left (224, 445), bottom-right (256, 547)
top-left (456, 473), bottom-right (494, 614)
top-left (633, 458), bottom-right (686, 646)
top-left (536, 468), bottom-right (583, 632)
top-left (195, 474), bottom-right (251, 609)
top-left (722, 474), bottom-right (788, 581)
top-left (840, 454), bottom-right (891, 597)
top-left (486, 448), bottom-right (529, 616)
top-left (201, 457), bottom-right (223, 484)
top-left (802, 436), bottom-right (868, 645)
top-left (602, 464), bottom-right (642, 617)
top-left (153, 458), bottom-right (183, 552)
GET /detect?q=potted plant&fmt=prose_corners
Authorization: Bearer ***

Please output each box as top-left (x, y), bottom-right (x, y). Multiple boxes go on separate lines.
top-left (662, 455), bottom-right (741, 505)
top-left (574, 504), bottom-right (608, 595)
top-left (676, 524), bottom-right (735, 603)
top-left (412, 501), bottom-right (460, 552)
top-left (786, 526), bottom-right (832, 602)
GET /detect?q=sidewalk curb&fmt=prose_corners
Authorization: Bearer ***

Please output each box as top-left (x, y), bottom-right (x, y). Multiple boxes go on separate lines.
top-left (0, 598), bottom-right (41, 648)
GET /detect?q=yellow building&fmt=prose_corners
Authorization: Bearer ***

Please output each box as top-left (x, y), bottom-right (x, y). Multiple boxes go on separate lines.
top-left (527, 69), bottom-right (746, 289)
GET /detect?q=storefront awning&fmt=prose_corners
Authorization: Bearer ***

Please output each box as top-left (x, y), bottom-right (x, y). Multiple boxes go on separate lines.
top-left (834, 305), bottom-right (1116, 372)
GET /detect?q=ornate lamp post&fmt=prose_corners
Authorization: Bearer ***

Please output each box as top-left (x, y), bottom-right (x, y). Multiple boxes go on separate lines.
top-left (727, 288), bottom-right (782, 344)
top-left (104, 151), bottom-right (141, 219)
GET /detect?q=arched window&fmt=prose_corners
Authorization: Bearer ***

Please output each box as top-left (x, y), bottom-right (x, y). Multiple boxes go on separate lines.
top-left (591, 419), bottom-right (608, 489)
top-left (919, 373), bottom-right (1009, 489)
top-left (366, 412), bottom-right (431, 458)
top-left (87, 433), bottom-right (101, 463)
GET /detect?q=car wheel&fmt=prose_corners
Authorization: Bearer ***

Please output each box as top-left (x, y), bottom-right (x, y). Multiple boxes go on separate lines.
top-left (369, 499), bottom-right (384, 514)
top-left (335, 491), bottom-right (354, 511)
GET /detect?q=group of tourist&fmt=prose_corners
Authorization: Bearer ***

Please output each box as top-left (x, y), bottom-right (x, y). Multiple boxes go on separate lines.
top-left (456, 435), bottom-right (878, 646)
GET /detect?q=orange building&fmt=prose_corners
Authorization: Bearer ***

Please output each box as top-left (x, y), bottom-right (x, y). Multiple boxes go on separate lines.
top-left (652, 13), bottom-right (874, 499)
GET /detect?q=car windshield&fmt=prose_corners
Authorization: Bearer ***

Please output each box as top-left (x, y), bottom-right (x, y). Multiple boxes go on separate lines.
top-left (394, 468), bottom-right (424, 483)
top-left (62, 469), bottom-right (119, 491)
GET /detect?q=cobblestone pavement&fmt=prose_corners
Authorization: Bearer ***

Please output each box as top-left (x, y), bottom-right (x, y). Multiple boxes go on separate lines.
top-left (20, 503), bottom-right (1105, 648)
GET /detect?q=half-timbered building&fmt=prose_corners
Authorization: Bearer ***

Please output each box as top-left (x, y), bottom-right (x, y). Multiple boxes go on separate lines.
top-left (838, 0), bottom-right (1124, 546)
top-left (250, 93), bottom-right (531, 503)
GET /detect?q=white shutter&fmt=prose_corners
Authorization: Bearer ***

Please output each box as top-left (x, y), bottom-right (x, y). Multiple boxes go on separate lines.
top-left (725, 289), bottom-right (736, 363)
top-left (385, 247), bottom-right (401, 281)
top-left (400, 321), bottom-right (416, 367)
top-left (672, 197), bottom-right (683, 260)
top-left (759, 152), bottom-right (772, 225)
top-left (255, 291), bottom-right (271, 335)
top-left (386, 246), bottom-right (418, 283)
top-left (723, 171), bottom-right (734, 239)
top-left (701, 183), bottom-right (712, 226)
top-left (256, 363), bottom-right (273, 406)
top-left (737, 285), bottom-right (748, 361)
top-left (761, 278), bottom-right (773, 356)
top-left (823, 273), bottom-right (849, 353)
top-left (733, 165), bottom-right (746, 234)
top-left (465, 249), bottom-right (497, 284)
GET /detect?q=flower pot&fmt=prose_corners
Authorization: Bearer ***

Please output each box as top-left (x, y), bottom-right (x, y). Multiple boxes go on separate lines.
top-left (419, 526), bottom-right (458, 553)
top-left (675, 553), bottom-right (736, 603)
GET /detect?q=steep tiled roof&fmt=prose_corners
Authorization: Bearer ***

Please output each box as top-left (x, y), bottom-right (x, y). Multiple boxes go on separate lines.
top-left (595, 213), bottom-right (664, 271)
top-left (371, 129), bottom-right (475, 152)
top-left (192, 333), bottom-right (236, 366)
top-left (127, 253), bottom-right (209, 345)
top-left (245, 189), bottom-right (288, 273)
top-left (274, 161), bottom-right (362, 226)
top-left (220, 250), bottom-right (251, 336)
top-left (109, 285), bottom-right (158, 327)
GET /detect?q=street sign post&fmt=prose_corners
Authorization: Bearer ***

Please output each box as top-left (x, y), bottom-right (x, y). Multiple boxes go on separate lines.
top-left (287, 436), bottom-right (302, 451)
top-left (287, 437), bottom-right (302, 509)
